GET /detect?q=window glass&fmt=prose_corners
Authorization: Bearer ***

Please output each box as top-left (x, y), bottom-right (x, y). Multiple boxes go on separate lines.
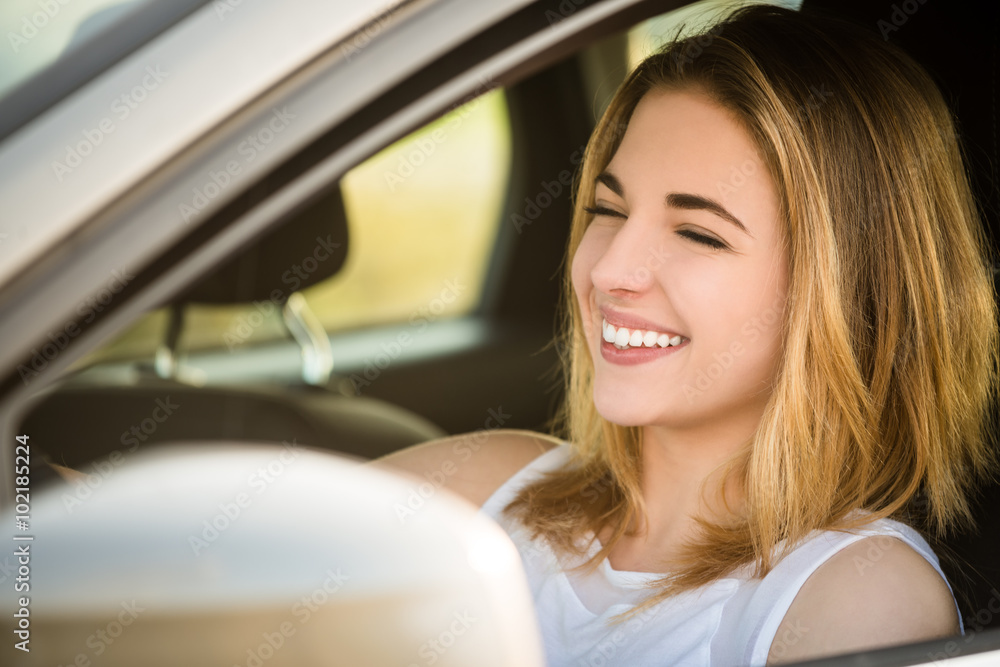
top-left (307, 87), bottom-right (510, 332)
top-left (74, 86), bottom-right (511, 366)
top-left (626, 0), bottom-right (803, 70)
top-left (580, 0), bottom-right (804, 130)
top-left (0, 0), bottom-right (148, 99)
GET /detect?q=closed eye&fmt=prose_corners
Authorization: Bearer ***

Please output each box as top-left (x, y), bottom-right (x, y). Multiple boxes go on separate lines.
top-left (677, 229), bottom-right (728, 250)
top-left (584, 205), bottom-right (729, 251)
top-left (583, 205), bottom-right (626, 219)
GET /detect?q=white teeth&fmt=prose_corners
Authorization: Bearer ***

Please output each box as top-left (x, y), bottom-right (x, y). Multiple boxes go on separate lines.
top-left (601, 318), bottom-right (685, 350)
top-left (603, 321), bottom-right (616, 343)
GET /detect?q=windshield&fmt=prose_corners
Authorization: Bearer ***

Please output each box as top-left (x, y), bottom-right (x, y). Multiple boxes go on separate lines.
top-left (0, 0), bottom-right (210, 142)
top-left (0, 0), bottom-right (149, 100)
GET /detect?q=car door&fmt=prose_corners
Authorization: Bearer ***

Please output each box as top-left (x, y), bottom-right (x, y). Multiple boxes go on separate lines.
top-left (2, 0), bottom-right (1000, 665)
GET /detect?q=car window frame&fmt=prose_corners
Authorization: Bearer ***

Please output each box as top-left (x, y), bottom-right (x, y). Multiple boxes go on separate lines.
top-left (0, 0), bottom-right (675, 501)
top-left (0, 0), bottom-right (211, 142)
top-left (3, 0), bottom-right (1000, 663)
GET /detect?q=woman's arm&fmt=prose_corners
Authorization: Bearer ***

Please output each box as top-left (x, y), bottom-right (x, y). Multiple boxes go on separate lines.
top-left (370, 428), bottom-right (561, 508)
top-left (768, 536), bottom-right (960, 664)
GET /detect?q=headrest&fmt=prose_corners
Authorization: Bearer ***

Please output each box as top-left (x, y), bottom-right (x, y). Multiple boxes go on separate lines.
top-left (175, 185), bottom-right (349, 306)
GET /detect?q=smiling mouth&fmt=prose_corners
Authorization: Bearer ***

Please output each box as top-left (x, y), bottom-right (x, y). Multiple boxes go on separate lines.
top-left (602, 318), bottom-right (687, 350)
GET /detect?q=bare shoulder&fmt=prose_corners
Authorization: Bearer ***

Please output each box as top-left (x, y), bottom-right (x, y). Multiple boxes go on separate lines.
top-left (370, 429), bottom-right (562, 508)
top-left (768, 534), bottom-right (960, 665)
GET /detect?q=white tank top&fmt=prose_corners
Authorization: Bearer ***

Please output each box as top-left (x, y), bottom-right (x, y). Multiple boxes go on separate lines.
top-left (480, 443), bottom-right (960, 667)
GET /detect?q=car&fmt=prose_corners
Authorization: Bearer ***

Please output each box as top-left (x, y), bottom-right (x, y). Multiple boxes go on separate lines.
top-left (0, 0), bottom-right (998, 665)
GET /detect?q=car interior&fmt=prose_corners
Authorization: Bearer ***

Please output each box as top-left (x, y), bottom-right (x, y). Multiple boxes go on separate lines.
top-left (9, 0), bottom-right (1000, 655)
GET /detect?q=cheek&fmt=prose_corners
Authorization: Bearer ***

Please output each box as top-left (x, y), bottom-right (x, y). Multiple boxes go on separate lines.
top-left (571, 228), bottom-right (603, 336)
top-left (738, 309), bottom-right (785, 389)
top-left (681, 253), bottom-right (787, 383)
top-left (722, 259), bottom-right (787, 382)
top-left (758, 270), bottom-right (788, 373)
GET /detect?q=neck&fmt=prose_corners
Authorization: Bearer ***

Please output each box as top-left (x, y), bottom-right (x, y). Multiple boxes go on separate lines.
top-left (603, 404), bottom-right (761, 572)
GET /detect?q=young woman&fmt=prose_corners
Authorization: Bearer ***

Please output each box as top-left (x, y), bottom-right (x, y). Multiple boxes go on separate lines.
top-left (376, 5), bottom-right (998, 665)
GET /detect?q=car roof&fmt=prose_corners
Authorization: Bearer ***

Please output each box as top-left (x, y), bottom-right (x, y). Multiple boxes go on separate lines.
top-left (0, 0), bottom-right (536, 290)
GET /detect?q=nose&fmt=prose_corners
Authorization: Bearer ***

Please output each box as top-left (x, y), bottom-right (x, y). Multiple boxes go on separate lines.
top-left (589, 216), bottom-right (659, 296)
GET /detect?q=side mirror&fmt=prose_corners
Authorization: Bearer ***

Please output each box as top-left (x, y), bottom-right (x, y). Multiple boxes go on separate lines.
top-left (2, 442), bottom-right (545, 666)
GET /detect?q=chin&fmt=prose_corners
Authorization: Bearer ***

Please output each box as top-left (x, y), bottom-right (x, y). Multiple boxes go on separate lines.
top-left (591, 389), bottom-right (663, 428)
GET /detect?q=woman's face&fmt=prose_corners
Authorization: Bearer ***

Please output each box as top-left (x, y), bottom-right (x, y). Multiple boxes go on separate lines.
top-left (571, 88), bottom-right (788, 431)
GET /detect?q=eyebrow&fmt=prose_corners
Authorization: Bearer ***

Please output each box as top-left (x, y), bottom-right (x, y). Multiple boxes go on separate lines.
top-left (595, 170), bottom-right (752, 236)
top-left (596, 171), bottom-right (625, 197)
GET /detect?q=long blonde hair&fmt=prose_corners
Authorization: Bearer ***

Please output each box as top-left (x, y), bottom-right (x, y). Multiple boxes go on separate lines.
top-left (506, 4), bottom-right (998, 608)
